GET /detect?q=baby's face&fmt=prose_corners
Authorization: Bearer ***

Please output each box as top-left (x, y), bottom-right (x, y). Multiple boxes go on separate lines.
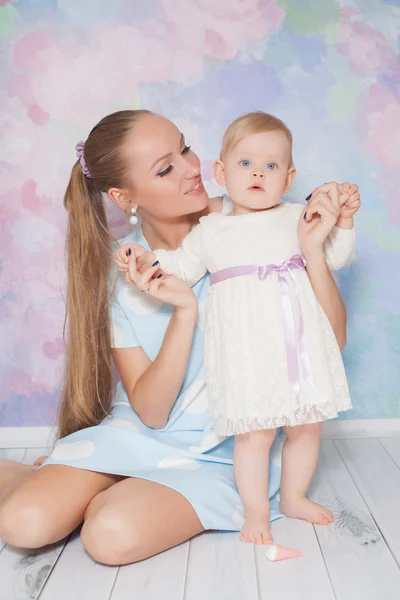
top-left (221, 131), bottom-right (295, 211)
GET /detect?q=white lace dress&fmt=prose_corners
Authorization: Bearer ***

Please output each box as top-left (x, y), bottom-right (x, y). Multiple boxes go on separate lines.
top-left (155, 201), bottom-right (354, 436)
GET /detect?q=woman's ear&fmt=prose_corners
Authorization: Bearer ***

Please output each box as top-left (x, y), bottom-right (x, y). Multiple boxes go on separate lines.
top-left (213, 160), bottom-right (226, 187)
top-left (108, 187), bottom-right (130, 210)
top-left (284, 167), bottom-right (296, 193)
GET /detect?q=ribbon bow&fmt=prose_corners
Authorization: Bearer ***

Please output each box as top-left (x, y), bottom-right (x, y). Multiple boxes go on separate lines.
top-left (257, 255), bottom-right (306, 281)
top-left (210, 254), bottom-right (313, 402)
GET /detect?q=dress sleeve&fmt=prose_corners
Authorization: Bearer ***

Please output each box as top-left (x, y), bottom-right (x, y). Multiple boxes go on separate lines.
top-left (289, 202), bottom-right (355, 271)
top-left (324, 226), bottom-right (356, 271)
top-left (109, 298), bottom-right (140, 349)
top-left (154, 223), bottom-right (208, 287)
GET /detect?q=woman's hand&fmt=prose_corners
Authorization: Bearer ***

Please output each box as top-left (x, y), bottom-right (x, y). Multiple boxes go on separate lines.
top-left (114, 243), bottom-right (154, 273)
top-left (304, 181), bottom-right (360, 229)
top-left (298, 182), bottom-right (340, 260)
top-left (121, 246), bottom-right (198, 313)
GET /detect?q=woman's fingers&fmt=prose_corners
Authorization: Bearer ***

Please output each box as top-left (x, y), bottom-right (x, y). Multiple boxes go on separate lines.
top-left (125, 248), bottom-right (140, 282)
top-left (114, 247), bottom-right (130, 271)
top-left (115, 244), bottom-right (146, 272)
top-left (304, 192), bottom-right (339, 222)
top-left (304, 203), bottom-right (334, 224)
top-left (307, 182), bottom-right (340, 208)
top-left (125, 266), bottom-right (160, 290)
top-left (147, 274), bottom-right (164, 297)
top-left (137, 253), bottom-right (157, 274)
top-left (115, 258), bottom-right (129, 272)
top-left (138, 265), bottom-right (162, 291)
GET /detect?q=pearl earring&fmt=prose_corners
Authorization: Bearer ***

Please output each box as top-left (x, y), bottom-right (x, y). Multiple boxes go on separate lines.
top-left (129, 207), bottom-right (138, 225)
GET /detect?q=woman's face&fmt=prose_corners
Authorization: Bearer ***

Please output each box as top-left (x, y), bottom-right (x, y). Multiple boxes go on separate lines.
top-left (124, 113), bottom-right (209, 220)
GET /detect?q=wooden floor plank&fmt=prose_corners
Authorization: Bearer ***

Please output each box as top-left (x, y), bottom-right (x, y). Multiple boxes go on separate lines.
top-left (0, 449), bottom-right (27, 463)
top-left (255, 517), bottom-right (335, 600)
top-left (111, 541), bottom-right (189, 600)
top-left (309, 440), bottom-right (400, 600)
top-left (2, 439), bottom-right (400, 598)
top-left (184, 532), bottom-right (258, 600)
top-left (379, 437), bottom-right (400, 470)
top-left (38, 528), bottom-right (118, 600)
top-left (335, 438), bottom-right (400, 566)
top-left (0, 539), bottom-right (68, 600)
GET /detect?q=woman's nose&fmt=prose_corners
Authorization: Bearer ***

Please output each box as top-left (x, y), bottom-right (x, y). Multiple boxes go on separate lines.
top-left (184, 161), bottom-right (200, 179)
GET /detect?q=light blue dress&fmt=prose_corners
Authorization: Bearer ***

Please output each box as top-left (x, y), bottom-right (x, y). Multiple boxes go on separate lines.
top-left (42, 197), bottom-right (282, 531)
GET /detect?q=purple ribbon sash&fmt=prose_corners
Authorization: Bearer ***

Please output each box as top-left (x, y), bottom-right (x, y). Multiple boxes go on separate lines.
top-left (210, 254), bottom-right (313, 401)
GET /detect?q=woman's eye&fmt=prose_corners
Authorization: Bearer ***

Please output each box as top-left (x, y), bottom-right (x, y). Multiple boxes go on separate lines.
top-left (157, 165), bottom-right (173, 177)
top-left (267, 163), bottom-right (276, 169)
top-left (240, 160), bottom-right (251, 167)
top-left (181, 145), bottom-right (191, 154)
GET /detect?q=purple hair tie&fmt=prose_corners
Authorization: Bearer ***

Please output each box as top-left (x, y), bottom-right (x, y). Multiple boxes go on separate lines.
top-left (75, 140), bottom-right (92, 178)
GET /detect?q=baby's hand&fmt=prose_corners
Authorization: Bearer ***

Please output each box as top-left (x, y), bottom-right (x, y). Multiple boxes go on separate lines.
top-left (114, 244), bottom-right (154, 273)
top-left (337, 182), bottom-right (360, 227)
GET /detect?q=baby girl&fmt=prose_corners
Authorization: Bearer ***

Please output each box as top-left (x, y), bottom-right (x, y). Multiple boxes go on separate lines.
top-left (115, 112), bottom-right (359, 544)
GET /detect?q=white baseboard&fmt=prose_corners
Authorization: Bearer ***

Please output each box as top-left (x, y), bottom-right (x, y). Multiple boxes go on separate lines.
top-left (321, 418), bottom-right (400, 439)
top-left (0, 419), bottom-right (399, 449)
top-left (0, 427), bottom-right (56, 449)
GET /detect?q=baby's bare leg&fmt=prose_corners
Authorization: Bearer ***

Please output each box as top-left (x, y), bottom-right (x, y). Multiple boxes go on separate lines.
top-left (280, 422), bottom-right (333, 525)
top-left (234, 429), bottom-right (276, 544)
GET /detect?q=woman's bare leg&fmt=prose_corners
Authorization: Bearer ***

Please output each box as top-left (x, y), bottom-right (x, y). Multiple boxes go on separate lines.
top-left (0, 459), bottom-right (34, 493)
top-left (0, 464), bottom-right (122, 548)
top-left (81, 478), bottom-right (204, 565)
top-left (0, 463), bottom-right (204, 565)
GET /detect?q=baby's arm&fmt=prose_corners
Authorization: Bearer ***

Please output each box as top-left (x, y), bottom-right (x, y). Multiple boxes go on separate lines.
top-left (291, 202), bottom-right (355, 271)
top-left (324, 225), bottom-right (355, 271)
top-left (155, 223), bottom-right (208, 287)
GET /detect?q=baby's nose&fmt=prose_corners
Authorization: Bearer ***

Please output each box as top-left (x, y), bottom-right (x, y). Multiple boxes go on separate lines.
top-left (252, 169), bottom-right (264, 177)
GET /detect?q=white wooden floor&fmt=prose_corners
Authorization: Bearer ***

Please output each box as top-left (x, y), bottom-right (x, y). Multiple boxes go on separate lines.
top-left (1, 438), bottom-right (400, 600)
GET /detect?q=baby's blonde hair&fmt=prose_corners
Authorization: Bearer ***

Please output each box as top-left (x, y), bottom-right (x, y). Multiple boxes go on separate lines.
top-left (220, 111), bottom-right (293, 166)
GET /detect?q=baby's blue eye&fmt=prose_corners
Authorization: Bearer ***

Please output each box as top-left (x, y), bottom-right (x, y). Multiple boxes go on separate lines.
top-left (266, 163), bottom-right (276, 169)
top-left (240, 160), bottom-right (251, 167)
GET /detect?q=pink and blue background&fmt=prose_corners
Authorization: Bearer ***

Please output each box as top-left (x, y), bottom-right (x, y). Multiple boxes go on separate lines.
top-left (0, 0), bottom-right (399, 427)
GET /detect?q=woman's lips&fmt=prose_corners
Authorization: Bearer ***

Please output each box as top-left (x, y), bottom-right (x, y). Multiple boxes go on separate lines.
top-left (186, 180), bottom-right (205, 195)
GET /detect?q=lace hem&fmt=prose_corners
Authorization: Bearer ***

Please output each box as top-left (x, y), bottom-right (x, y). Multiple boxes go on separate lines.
top-left (211, 402), bottom-right (352, 436)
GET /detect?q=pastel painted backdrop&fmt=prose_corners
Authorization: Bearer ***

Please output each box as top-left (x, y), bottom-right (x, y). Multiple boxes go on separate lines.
top-left (0, 0), bottom-right (399, 427)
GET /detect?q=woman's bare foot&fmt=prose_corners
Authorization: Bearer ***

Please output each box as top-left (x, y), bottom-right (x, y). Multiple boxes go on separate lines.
top-left (240, 509), bottom-right (273, 544)
top-left (33, 455), bottom-right (48, 467)
top-left (280, 497), bottom-right (334, 525)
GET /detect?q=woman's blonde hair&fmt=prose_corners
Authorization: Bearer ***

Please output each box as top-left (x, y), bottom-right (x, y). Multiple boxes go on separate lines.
top-left (59, 109), bottom-right (150, 439)
top-left (220, 111), bottom-right (293, 165)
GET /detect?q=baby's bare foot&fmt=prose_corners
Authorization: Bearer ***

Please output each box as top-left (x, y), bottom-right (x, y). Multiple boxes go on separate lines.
top-left (280, 497), bottom-right (334, 525)
top-left (240, 510), bottom-right (273, 544)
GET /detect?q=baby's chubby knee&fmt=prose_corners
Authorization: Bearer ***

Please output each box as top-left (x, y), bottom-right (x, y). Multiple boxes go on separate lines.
top-left (283, 422), bottom-right (322, 442)
top-left (235, 428), bottom-right (277, 447)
